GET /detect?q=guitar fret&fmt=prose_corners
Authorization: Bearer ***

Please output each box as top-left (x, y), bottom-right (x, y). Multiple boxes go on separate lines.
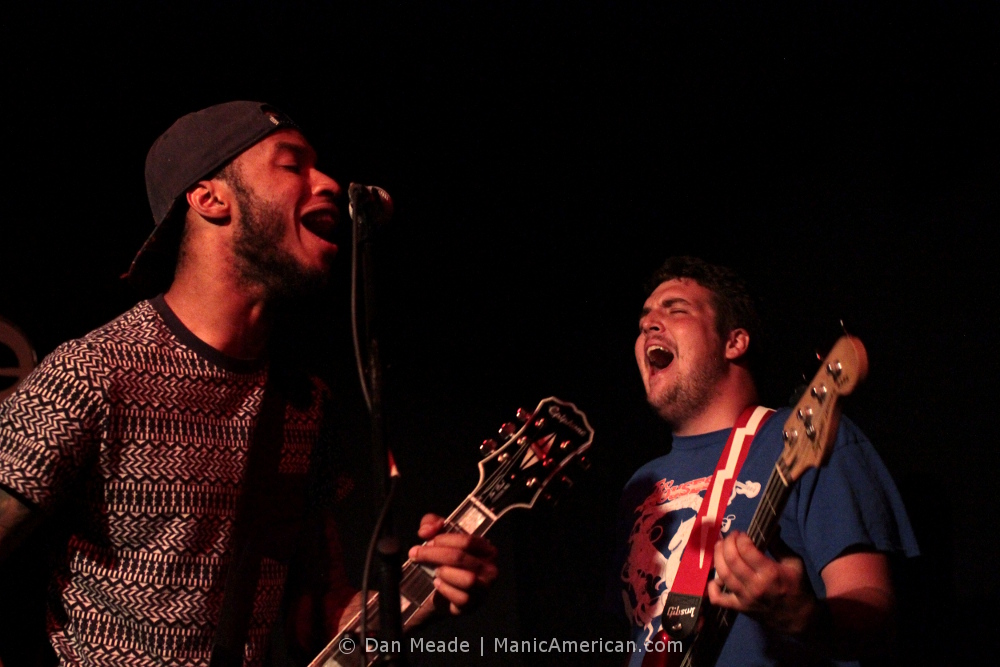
top-left (400, 563), bottom-right (436, 604)
top-left (448, 499), bottom-right (496, 537)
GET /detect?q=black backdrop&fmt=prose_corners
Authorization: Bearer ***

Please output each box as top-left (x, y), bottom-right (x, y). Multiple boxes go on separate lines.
top-left (1, 2), bottom-right (996, 665)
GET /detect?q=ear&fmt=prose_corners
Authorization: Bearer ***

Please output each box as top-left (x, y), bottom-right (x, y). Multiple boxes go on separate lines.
top-left (185, 179), bottom-right (233, 224)
top-left (724, 328), bottom-right (751, 361)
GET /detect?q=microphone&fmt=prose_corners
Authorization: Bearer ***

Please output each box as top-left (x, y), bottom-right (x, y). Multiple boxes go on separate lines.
top-left (348, 183), bottom-right (394, 227)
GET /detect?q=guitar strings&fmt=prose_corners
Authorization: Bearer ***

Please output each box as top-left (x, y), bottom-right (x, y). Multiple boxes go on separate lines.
top-left (673, 466), bottom-right (790, 666)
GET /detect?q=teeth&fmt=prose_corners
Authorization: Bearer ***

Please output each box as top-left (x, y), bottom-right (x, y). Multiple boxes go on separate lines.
top-left (647, 346), bottom-right (674, 369)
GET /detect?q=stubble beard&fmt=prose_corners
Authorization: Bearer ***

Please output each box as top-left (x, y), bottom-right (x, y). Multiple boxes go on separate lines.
top-left (648, 354), bottom-right (727, 430)
top-left (231, 182), bottom-right (328, 302)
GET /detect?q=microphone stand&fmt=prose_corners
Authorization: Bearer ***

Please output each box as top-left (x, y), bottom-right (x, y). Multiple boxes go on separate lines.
top-left (349, 184), bottom-right (406, 667)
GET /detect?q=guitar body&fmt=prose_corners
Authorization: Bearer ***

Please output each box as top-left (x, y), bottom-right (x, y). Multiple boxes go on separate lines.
top-left (639, 336), bottom-right (868, 667)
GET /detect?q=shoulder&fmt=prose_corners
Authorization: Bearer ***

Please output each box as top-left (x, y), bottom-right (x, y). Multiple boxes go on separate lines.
top-left (30, 301), bottom-right (165, 382)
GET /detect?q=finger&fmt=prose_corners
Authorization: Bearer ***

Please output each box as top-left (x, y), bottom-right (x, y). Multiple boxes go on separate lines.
top-left (432, 577), bottom-right (470, 615)
top-left (723, 531), bottom-right (771, 592)
top-left (712, 538), bottom-right (733, 588)
top-left (706, 577), bottom-right (727, 606)
top-left (709, 544), bottom-right (745, 610)
top-left (437, 559), bottom-right (499, 589)
top-left (434, 564), bottom-right (478, 591)
top-left (408, 543), bottom-right (490, 573)
top-left (732, 531), bottom-right (775, 573)
top-left (417, 514), bottom-right (445, 539)
top-left (414, 532), bottom-right (498, 559)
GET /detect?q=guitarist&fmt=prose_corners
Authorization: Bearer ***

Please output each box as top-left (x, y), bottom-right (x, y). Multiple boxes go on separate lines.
top-left (615, 256), bottom-right (917, 666)
top-left (0, 101), bottom-right (498, 666)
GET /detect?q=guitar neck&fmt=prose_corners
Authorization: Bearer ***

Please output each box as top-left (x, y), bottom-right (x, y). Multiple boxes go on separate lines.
top-left (684, 465), bottom-right (791, 667)
top-left (397, 497), bottom-right (498, 626)
top-left (310, 496), bottom-right (498, 667)
top-left (308, 395), bottom-right (594, 667)
top-left (745, 465), bottom-right (793, 552)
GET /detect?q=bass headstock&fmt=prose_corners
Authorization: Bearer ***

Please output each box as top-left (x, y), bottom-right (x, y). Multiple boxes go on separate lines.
top-left (777, 335), bottom-right (868, 484)
top-left (473, 397), bottom-right (594, 517)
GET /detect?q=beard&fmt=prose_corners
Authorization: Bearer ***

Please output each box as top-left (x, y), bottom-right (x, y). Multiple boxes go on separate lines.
top-left (647, 353), bottom-right (727, 429)
top-left (230, 182), bottom-right (328, 301)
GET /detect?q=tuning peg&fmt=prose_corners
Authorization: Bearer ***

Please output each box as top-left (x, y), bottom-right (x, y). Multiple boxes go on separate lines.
top-left (480, 439), bottom-right (498, 456)
top-left (515, 407), bottom-right (533, 422)
top-left (559, 474), bottom-right (574, 489)
top-left (498, 422), bottom-right (517, 438)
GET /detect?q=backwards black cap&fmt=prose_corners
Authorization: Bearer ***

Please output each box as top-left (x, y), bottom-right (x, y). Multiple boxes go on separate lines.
top-left (125, 101), bottom-right (299, 290)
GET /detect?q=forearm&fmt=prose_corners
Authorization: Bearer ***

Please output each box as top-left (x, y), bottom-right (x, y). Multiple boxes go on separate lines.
top-left (0, 488), bottom-right (37, 563)
top-left (800, 585), bottom-right (895, 660)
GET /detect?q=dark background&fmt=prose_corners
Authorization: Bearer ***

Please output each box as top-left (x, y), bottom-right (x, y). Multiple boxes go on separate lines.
top-left (1, 1), bottom-right (996, 665)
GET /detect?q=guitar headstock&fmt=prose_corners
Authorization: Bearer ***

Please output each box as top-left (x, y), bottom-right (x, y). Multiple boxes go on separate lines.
top-left (778, 335), bottom-right (868, 484)
top-left (473, 397), bottom-right (594, 516)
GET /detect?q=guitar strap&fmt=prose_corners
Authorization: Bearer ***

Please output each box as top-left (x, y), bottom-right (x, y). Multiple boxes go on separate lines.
top-left (210, 372), bottom-right (287, 667)
top-left (660, 405), bottom-right (775, 640)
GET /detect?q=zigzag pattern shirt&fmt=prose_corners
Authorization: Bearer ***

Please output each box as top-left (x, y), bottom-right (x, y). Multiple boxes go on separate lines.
top-left (0, 297), bottom-right (328, 666)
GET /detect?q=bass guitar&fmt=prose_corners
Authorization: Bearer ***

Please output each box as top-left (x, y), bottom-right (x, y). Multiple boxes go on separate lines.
top-left (309, 396), bottom-right (594, 667)
top-left (643, 335), bottom-right (868, 667)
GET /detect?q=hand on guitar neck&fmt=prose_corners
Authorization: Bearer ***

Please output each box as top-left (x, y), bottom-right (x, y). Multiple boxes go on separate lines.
top-left (706, 531), bottom-right (817, 636)
top-left (408, 513), bottom-right (499, 617)
top-left (707, 533), bottom-right (896, 660)
top-left (307, 397), bottom-right (595, 667)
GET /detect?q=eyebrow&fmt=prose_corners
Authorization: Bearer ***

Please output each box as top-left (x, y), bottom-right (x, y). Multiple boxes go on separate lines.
top-left (274, 141), bottom-right (316, 163)
top-left (638, 298), bottom-right (691, 319)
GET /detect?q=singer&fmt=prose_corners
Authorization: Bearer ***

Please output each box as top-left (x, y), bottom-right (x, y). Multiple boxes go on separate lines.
top-left (0, 101), bottom-right (497, 666)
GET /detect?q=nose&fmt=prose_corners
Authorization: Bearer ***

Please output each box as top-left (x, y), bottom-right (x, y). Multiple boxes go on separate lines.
top-left (638, 311), bottom-right (662, 334)
top-left (312, 168), bottom-right (342, 201)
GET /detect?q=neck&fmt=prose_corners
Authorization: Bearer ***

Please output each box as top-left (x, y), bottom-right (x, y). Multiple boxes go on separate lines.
top-left (672, 367), bottom-right (759, 436)
top-left (164, 268), bottom-right (271, 360)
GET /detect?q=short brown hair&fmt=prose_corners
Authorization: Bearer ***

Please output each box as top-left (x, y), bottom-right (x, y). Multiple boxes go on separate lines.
top-left (646, 256), bottom-right (761, 365)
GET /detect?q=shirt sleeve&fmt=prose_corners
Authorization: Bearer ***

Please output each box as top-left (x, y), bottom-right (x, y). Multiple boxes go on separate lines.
top-left (779, 416), bottom-right (919, 596)
top-left (0, 340), bottom-right (107, 509)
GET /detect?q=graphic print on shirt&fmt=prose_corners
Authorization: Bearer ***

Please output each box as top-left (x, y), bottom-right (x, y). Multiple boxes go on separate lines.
top-left (621, 476), bottom-right (761, 643)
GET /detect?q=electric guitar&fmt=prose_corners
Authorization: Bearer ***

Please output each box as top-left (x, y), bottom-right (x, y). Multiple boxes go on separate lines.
top-left (642, 335), bottom-right (868, 667)
top-left (309, 396), bottom-right (595, 667)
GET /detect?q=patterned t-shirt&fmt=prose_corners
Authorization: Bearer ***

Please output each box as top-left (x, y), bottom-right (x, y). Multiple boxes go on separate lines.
top-left (0, 296), bottom-right (329, 666)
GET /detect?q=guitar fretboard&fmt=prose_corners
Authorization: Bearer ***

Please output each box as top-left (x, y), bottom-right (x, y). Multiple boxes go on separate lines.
top-left (683, 464), bottom-right (792, 667)
top-left (396, 498), bottom-right (497, 624)
top-left (312, 496), bottom-right (499, 667)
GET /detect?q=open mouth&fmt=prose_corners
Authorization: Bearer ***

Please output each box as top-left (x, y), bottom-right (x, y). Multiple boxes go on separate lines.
top-left (301, 209), bottom-right (340, 243)
top-left (647, 346), bottom-right (674, 370)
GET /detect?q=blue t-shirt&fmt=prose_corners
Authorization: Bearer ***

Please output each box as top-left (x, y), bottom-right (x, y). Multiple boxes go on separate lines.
top-left (612, 408), bottom-right (918, 666)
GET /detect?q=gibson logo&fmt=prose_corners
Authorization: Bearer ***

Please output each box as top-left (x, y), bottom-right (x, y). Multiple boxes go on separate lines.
top-left (666, 605), bottom-right (696, 619)
top-left (547, 405), bottom-right (587, 437)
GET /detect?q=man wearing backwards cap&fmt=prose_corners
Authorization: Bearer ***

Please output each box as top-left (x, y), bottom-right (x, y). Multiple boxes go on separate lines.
top-left (0, 101), bottom-right (497, 665)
